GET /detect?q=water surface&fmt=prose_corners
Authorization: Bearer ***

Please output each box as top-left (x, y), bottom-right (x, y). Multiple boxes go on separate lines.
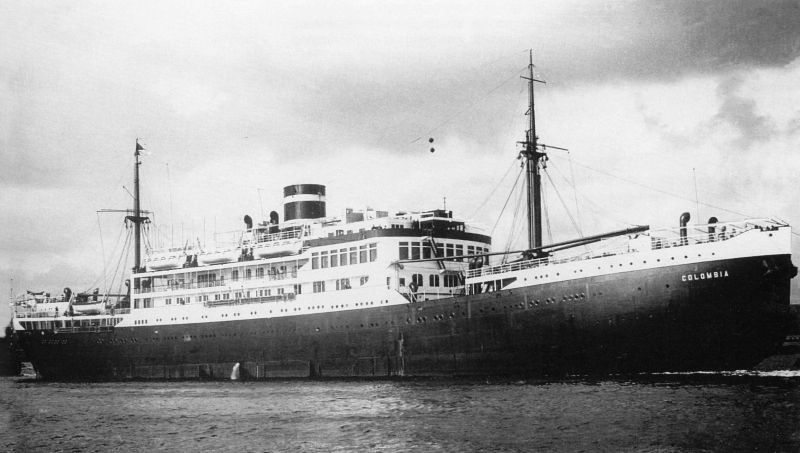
top-left (2, 373), bottom-right (799, 452)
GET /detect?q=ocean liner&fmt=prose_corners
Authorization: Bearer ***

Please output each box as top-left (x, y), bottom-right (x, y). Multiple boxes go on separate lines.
top-left (13, 55), bottom-right (797, 380)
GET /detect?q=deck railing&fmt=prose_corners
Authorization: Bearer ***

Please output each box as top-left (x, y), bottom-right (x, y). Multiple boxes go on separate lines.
top-left (203, 293), bottom-right (297, 307)
top-left (466, 218), bottom-right (783, 279)
top-left (135, 270), bottom-right (298, 294)
top-left (55, 325), bottom-right (116, 334)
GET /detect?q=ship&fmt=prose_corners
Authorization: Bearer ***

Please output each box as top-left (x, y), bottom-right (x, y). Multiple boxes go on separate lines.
top-left (12, 54), bottom-right (797, 380)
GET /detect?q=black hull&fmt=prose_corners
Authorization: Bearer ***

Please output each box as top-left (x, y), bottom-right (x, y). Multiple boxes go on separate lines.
top-left (19, 254), bottom-right (795, 380)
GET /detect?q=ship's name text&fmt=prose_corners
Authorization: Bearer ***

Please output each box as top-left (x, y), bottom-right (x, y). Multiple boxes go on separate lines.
top-left (681, 270), bottom-right (729, 282)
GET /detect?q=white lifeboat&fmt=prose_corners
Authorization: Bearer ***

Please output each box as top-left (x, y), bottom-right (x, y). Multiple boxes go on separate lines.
top-left (197, 248), bottom-right (240, 266)
top-left (144, 253), bottom-right (186, 271)
top-left (252, 239), bottom-right (303, 259)
top-left (71, 293), bottom-right (105, 315)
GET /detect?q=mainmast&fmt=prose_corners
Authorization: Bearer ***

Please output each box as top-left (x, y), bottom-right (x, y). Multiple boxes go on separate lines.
top-left (126, 140), bottom-right (149, 274)
top-left (520, 51), bottom-right (546, 250)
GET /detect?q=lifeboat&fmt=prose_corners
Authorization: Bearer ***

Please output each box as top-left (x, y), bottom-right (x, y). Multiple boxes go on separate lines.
top-left (197, 248), bottom-right (240, 266)
top-left (252, 239), bottom-right (303, 259)
top-left (71, 292), bottom-right (105, 315)
top-left (144, 253), bottom-right (186, 271)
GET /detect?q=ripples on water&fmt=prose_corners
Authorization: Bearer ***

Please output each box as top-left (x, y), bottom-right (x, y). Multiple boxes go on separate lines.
top-left (2, 372), bottom-right (800, 452)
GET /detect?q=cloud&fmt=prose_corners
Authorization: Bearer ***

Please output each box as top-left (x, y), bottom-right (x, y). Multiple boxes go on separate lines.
top-left (535, 0), bottom-right (800, 84)
top-left (711, 76), bottom-right (776, 150)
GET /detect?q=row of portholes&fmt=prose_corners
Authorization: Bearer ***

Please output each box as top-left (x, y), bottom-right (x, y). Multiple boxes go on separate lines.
top-left (317, 319), bottom-right (397, 332)
top-left (410, 313), bottom-right (464, 324)
top-left (601, 252), bottom-right (716, 270)
top-left (103, 337), bottom-right (137, 344)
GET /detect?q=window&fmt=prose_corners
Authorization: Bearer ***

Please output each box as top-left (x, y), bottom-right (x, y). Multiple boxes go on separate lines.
top-left (336, 278), bottom-right (351, 290)
top-left (277, 288), bottom-right (284, 295)
top-left (399, 277), bottom-right (406, 287)
top-left (144, 298), bottom-right (153, 308)
top-left (446, 243), bottom-right (454, 257)
top-left (294, 284), bottom-right (302, 295)
top-left (214, 294), bottom-right (220, 301)
top-left (429, 275), bottom-right (440, 287)
top-left (423, 244), bottom-right (431, 259)
top-left (359, 245), bottom-right (367, 263)
top-left (232, 270), bottom-right (239, 281)
top-left (399, 242), bottom-right (409, 260)
top-left (265, 289), bottom-right (272, 296)
top-left (312, 252), bottom-right (319, 269)
top-left (456, 244), bottom-right (463, 261)
top-left (360, 276), bottom-right (369, 286)
top-left (436, 244), bottom-right (444, 257)
top-left (444, 275), bottom-right (460, 287)
top-left (411, 242), bottom-right (421, 260)
top-left (412, 274), bottom-right (423, 287)
top-left (369, 243), bottom-right (377, 262)
top-left (165, 298), bottom-right (172, 305)
top-left (256, 267), bottom-right (265, 278)
top-left (350, 247), bottom-right (358, 264)
top-left (321, 251), bottom-right (329, 268)
top-left (313, 281), bottom-right (326, 293)
top-left (223, 293), bottom-right (230, 300)
top-left (339, 248), bottom-right (348, 266)
top-left (245, 269), bottom-right (252, 280)
top-left (467, 245), bottom-right (475, 256)
top-left (331, 252), bottom-right (338, 267)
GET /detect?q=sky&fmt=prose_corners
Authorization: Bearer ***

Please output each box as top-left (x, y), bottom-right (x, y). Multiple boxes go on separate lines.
top-left (2, 0), bottom-right (800, 327)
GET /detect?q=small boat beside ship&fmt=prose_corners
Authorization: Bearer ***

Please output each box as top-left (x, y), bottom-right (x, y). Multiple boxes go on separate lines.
top-left (11, 55), bottom-right (796, 380)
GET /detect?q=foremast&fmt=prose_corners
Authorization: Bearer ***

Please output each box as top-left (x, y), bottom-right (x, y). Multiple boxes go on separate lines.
top-left (520, 51), bottom-right (546, 250)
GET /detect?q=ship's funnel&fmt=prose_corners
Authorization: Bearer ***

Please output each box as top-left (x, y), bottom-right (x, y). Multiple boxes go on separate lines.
top-left (243, 215), bottom-right (253, 230)
top-left (269, 211), bottom-right (279, 225)
top-left (283, 184), bottom-right (326, 222)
